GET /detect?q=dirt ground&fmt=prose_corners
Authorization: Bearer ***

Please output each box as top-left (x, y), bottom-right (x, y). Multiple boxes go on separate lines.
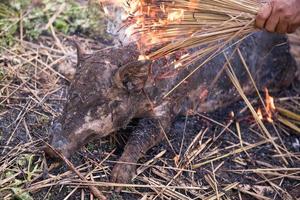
top-left (0, 1), bottom-right (300, 199)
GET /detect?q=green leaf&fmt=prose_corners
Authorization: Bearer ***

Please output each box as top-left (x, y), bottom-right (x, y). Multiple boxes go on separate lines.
top-left (5, 171), bottom-right (15, 178)
top-left (11, 188), bottom-right (33, 200)
top-left (54, 18), bottom-right (69, 34)
top-left (17, 156), bottom-right (27, 167)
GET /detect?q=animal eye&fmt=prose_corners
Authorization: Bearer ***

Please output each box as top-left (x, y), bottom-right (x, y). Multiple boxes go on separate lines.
top-left (69, 92), bottom-right (78, 99)
top-left (69, 92), bottom-right (83, 102)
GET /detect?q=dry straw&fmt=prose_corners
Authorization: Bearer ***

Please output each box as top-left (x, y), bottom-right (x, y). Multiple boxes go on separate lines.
top-left (118, 0), bottom-right (261, 65)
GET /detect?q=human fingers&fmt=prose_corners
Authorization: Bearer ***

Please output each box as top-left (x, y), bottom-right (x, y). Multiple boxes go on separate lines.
top-left (256, 3), bottom-right (273, 29)
top-left (265, 8), bottom-right (280, 32)
top-left (276, 18), bottom-right (289, 34)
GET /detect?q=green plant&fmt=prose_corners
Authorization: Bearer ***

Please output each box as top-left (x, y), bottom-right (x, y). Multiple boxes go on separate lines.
top-left (0, 154), bottom-right (42, 200)
top-left (0, 0), bottom-right (107, 46)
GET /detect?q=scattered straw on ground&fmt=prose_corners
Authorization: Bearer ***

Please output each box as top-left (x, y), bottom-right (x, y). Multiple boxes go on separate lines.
top-left (0, 1), bottom-right (300, 200)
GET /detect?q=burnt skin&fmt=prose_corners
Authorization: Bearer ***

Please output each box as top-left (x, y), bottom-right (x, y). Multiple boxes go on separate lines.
top-left (48, 44), bottom-right (145, 158)
top-left (46, 32), bottom-right (297, 186)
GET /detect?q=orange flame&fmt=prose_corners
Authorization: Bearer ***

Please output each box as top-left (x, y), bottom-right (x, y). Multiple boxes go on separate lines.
top-left (265, 88), bottom-right (275, 123)
top-left (257, 108), bottom-right (263, 120)
top-left (255, 89), bottom-right (276, 122)
top-left (174, 62), bottom-right (183, 69)
top-left (167, 9), bottom-right (184, 21)
top-left (99, 0), bottom-right (187, 51)
top-left (138, 55), bottom-right (149, 61)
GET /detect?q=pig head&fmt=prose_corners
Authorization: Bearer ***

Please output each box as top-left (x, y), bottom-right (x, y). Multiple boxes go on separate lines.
top-left (47, 45), bottom-right (151, 158)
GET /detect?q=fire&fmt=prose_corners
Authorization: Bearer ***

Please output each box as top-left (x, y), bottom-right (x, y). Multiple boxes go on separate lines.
top-left (167, 9), bottom-right (184, 21)
top-left (265, 88), bottom-right (275, 110)
top-left (180, 53), bottom-right (190, 60)
top-left (257, 108), bottom-right (263, 120)
top-left (138, 55), bottom-right (149, 61)
top-left (99, 0), bottom-right (188, 51)
top-left (99, 0), bottom-right (260, 71)
top-left (265, 88), bottom-right (275, 123)
top-left (174, 62), bottom-right (183, 69)
top-left (256, 88), bottom-right (276, 123)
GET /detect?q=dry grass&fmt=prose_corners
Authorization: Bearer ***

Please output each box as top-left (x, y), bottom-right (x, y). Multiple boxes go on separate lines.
top-left (102, 0), bottom-right (263, 98)
top-left (111, 0), bottom-right (259, 63)
top-left (1, 31), bottom-right (299, 199)
top-left (0, 1), bottom-right (300, 200)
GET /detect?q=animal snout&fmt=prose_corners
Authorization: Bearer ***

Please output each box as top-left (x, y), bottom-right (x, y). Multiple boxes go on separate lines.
top-left (44, 122), bottom-right (71, 159)
top-left (49, 122), bottom-right (64, 149)
top-left (51, 122), bottom-right (62, 135)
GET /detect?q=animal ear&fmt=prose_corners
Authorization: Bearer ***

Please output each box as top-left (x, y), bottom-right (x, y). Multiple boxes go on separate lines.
top-left (71, 40), bottom-right (89, 69)
top-left (114, 60), bottom-right (151, 92)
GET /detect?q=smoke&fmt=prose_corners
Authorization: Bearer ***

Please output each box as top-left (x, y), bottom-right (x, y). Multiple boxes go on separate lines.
top-left (101, 1), bottom-right (133, 46)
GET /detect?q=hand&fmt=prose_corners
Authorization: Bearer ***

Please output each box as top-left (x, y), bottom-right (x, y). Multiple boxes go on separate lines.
top-left (256, 0), bottom-right (300, 34)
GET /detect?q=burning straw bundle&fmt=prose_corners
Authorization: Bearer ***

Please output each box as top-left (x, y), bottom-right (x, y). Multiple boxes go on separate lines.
top-left (102, 0), bottom-right (261, 66)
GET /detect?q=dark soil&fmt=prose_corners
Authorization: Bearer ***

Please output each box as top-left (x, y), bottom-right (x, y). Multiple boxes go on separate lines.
top-left (6, 87), bottom-right (298, 200)
top-left (1, 30), bottom-right (300, 200)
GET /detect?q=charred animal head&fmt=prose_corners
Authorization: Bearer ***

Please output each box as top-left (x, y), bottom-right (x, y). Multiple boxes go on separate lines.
top-left (46, 45), bottom-right (150, 158)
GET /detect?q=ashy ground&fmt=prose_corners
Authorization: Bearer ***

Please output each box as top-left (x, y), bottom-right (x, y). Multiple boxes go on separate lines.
top-left (0, 1), bottom-right (300, 200)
